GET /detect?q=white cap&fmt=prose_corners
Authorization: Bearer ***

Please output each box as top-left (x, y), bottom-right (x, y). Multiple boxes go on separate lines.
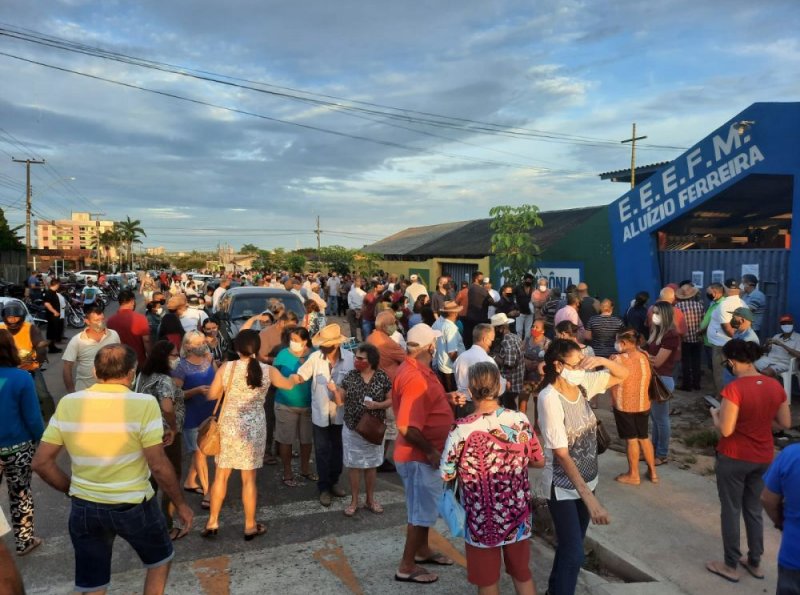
top-left (490, 313), bottom-right (514, 327)
top-left (406, 323), bottom-right (442, 347)
top-left (410, 274), bottom-right (418, 281)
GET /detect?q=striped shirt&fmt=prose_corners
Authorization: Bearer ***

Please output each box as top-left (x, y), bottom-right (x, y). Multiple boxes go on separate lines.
top-left (675, 299), bottom-right (706, 343)
top-left (586, 314), bottom-right (624, 357)
top-left (41, 383), bottom-right (163, 504)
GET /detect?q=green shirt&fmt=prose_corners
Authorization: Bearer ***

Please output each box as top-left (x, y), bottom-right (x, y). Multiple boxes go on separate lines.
top-left (273, 348), bottom-right (313, 408)
top-left (700, 298), bottom-right (723, 346)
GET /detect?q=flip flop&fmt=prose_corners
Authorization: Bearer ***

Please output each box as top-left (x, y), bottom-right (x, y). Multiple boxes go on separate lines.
top-left (364, 500), bottom-right (384, 514)
top-left (739, 558), bottom-right (765, 579)
top-left (343, 503), bottom-right (358, 517)
top-left (706, 561), bottom-right (739, 583)
top-left (244, 523), bottom-right (267, 541)
top-left (414, 552), bottom-right (454, 566)
top-left (183, 486), bottom-right (204, 495)
top-left (169, 527), bottom-right (185, 541)
top-left (654, 457), bottom-right (669, 467)
top-left (299, 471), bottom-right (319, 481)
top-left (647, 471), bottom-right (660, 484)
top-left (394, 569), bottom-right (438, 584)
top-left (282, 477), bottom-right (299, 487)
top-left (17, 537), bottom-right (42, 557)
top-left (201, 498), bottom-right (211, 510)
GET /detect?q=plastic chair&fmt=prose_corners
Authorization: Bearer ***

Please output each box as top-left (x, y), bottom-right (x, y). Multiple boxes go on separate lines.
top-left (781, 358), bottom-right (800, 405)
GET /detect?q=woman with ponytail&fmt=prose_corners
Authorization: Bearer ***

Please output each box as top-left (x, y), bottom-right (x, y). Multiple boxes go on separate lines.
top-left (201, 329), bottom-right (298, 540)
top-left (705, 339), bottom-right (791, 583)
top-left (537, 338), bottom-right (629, 595)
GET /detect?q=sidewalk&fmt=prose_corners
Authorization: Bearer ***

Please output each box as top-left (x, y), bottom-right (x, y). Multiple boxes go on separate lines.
top-left (581, 450), bottom-right (782, 594)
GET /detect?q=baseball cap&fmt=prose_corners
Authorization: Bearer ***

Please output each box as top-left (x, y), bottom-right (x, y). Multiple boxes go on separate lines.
top-left (482, 278), bottom-right (492, 285)
top-left (409, 274), bottom-right (418, 281)
top-left (729, 307), bottom-right (753, 321)
top-left (406, 323), bottom-right (441, 347)
top-left (724, 278), bottom-right (739, 289)
top-left (779, 314), bottom-right (794, 324)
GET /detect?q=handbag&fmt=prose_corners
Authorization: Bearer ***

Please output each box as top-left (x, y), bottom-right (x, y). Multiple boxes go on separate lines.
top-left (577, 385), bottom-right (611, 455)
top-left (438, 479), bottom-right (466, 538)
top-left (355, 410), bottom-right (387, 445)
top-left (197, 362), bottom-right (236, 456)
top-left (647, 364), bottom-right (673, 403)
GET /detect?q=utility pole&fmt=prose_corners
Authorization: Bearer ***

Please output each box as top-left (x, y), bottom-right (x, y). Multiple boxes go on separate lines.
top-left (315, 215), bottom-right (322, 268)
top-left (12, 157), bottom-right (46, 270)
top-left (621, 123), bottom-right (647, 189)
top-left (89, 212), bottom-right (106, 268)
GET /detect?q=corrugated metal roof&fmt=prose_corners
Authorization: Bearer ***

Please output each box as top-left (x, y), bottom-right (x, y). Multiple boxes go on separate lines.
top-left (598, 161), bottom-right (671, 180)
top-left (365, 206), bottom-right (604, 257)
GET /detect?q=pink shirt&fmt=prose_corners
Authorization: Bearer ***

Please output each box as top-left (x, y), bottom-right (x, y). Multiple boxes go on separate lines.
top-left (554, 305), bottom-right (584, 336)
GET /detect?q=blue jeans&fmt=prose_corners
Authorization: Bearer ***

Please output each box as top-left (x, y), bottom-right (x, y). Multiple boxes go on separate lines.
top-left (312, 423), bottom-right (343, 493)
top-left (547, 489), bottom-right (591, 595)
top-left (326, 295), bottom-right (338, 316)
top-left (361, 320), bottom-right (375, 339)
top-left (778, 565), bottom-right (800, 595)
top-left (650, 375), bottom-right (674, 459)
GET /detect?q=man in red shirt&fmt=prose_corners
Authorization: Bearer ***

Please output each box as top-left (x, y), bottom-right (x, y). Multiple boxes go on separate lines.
top-left (360, 280), bottom-right (384, 339)
top-left (106, 289), bottom-right (152, 366)
top-left (393, 323), bottom-right (456, 584)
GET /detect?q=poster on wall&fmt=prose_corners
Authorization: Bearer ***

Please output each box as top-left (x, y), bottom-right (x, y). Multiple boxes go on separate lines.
top-left (741, 264), bottom-right (759, 280)
top-left (711, 270), bottom-right (725, 285)
top-left (691, 271), bottom-right (704, 288)
top-left (534, 265), bottom-right (582, 291)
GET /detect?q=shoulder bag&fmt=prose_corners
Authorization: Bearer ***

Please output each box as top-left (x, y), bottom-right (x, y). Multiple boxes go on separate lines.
top-left (644, 352), bottom-right (673, 403)
top-left (197, 361), bottom-right (237, 456)
top-left (355, 409), bottom-right (387, 445)
top-left (578, 385), bottom-right (612, 455)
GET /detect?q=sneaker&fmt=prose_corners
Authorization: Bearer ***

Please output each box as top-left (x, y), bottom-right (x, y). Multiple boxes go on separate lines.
top-left (319, 491), bottom-right (332, 507)
top-left (330, 485), bottom-right (347, 498)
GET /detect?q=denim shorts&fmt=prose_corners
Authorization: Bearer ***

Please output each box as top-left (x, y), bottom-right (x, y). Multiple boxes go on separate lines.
top-left (396, 461), bottom-right (442, 527)
top-left (69, 496), bottom-right (174, 592)
top-left (183, 427), bottom-right (199, 454)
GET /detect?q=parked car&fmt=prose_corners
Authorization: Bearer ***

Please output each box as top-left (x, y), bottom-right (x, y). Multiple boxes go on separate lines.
top-left (215, 287), bottom-right (305, 355)
top-left (74, 270), bottom-right (100, 283)
top-left (0, 297), bottom-right (47, 329)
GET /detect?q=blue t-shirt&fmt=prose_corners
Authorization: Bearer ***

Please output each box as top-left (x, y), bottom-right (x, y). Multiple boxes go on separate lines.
top-left (764, 444), bottom-right (800, 570)
top-left (734, 327), bottom-right (760, 344)
top-left (0, 367), bottom-right (44, 446)
top-left (173, 359), bottom-right (216, 429)
top-left (273, 348), bottom-right (312, 408)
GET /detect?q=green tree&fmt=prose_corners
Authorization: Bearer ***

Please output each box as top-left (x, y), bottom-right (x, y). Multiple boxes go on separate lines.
top-left (0, 209), bottom-right (24, 250)
top-left (285, 252), bottom-right (306, 273)
top-left (318, 245), bottom-right (355, 275)
top-left (116, 216), bottom-right (147, 270)
top-left (240, 243), bottom-right (260, 254)
top-left (174, 251), bottom-right (208, 271)
top-left (489, 204), bottom-right (543, 286)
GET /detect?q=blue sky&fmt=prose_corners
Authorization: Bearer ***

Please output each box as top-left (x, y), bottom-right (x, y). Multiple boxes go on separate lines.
top-left (0, 0), bottom-right (797, 252)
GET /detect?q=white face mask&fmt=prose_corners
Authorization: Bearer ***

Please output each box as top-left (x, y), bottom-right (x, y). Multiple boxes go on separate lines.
top-left (651, 313), bottom-right (662, 326)
top-left (739, 283), bottom-right (745, 291)
top-left (289, 341), bottom-right (305, 353)
top-left (560, 367), bottom-right (586, 386)
top-left (169, 358), bottom-right (179, 370)
top-left (538, 285), bottom-right (547, 292)
top-left (614, 342), bottom-right (623, 353)
top-left (781, 324), bottom-right (794, 334)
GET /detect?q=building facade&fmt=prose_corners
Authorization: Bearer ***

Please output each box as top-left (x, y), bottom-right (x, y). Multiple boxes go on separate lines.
top-left (35, 212), bottom-right (117, 259)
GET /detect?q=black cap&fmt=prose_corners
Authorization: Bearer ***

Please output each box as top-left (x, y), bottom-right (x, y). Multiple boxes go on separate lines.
top-left (742, 274), bottom-right (758, 285)
top-left (724, 278), bottom-right (739, 289)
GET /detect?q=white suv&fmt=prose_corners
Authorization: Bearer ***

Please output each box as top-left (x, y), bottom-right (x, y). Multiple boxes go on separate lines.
top-left (75, 270), bottom-right (100, 283)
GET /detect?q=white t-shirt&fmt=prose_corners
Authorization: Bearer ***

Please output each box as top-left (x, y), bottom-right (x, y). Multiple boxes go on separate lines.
top-left (537, 371), bottom-right (609, 501)
top-left (453, 345), bottom-right (506, 400)
top-left (180, 308), bottom-right (208, 333)
top-left (348, 286), bottom-right (366, 310)
top-left (390, 330), bottom-right (407, 351)
top-left (432, 316), bottom-right (465, 374)
top-left (708, 295), bottom-right (747, 347)
top-left (487, 288), bottom-right (501, 318)
top-left (63, 329), bottom-right (122, 391)
top-left (212, 286), bottom-right (227, 312)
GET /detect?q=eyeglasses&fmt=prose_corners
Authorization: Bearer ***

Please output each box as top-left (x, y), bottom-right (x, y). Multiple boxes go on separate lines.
top-left (559, 360), bottom-right (582, 370)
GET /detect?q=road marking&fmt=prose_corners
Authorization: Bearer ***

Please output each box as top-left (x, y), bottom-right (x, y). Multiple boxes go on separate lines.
top-left (312, 537), bottom-right (363, 594)
top-left (194, 555), bottom-right (231, 595)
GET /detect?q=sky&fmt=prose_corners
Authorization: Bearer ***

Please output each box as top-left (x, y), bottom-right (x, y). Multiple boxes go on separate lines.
top-left (0, 0), bottom-right (797, 253)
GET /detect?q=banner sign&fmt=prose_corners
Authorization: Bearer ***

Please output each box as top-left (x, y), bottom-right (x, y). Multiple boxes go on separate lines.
top-left (534, 262), bottom-right (583, 291)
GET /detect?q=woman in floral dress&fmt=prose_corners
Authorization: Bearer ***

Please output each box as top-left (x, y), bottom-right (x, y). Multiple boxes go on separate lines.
top-left (201, 330), bottom-right (297, 540)
top-left (441, 361), bottom-right (544, 594)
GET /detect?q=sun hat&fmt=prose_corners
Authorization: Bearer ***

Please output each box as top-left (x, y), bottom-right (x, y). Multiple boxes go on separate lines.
top-left (490, 313), bottom-right (514, 326)
top-left (675, 283), bottom-right (699, 300)
top-left (311, 323), bottom-right (349, 347)
top-left (439, 300), bottom-right (461, 313)
top-left (406, 323), bottom-right (441, 347)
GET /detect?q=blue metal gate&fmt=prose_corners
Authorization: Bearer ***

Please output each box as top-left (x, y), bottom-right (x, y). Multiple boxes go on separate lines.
top-left (441, 262), bottom-right (478, 286)
top-left (658, 249), bottom-right (789, 338)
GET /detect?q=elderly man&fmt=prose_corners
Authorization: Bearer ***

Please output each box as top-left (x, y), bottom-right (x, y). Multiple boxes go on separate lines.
top-left (740, 274), bottom-right (767, 335)
top-left (757, 314), bottom-right (800, 378)
top-left (404, 274), bottom-right (428, 307)
top-left (453, 323), bottom-right (506, 417)
top-left (576, 282), bottom-right (600, 327)
top-left (347, 277), bottom-right (366, 340)
top-left (675, 284), bottom-right (706, 391)
top-left (393, 323), bottom-right (456, 584)
top-left (489, 313), bottom-right (525, 411)
top-left (585, 299), bottom-right (624, 358)
top-left (647, 287), bottom-right (688, 337)
top-left (431, 300), bottom-right (465, 391)
top-left (33, 344), bottom-right (194, 594)
top-left (62, 306), bottom-right (121, 394)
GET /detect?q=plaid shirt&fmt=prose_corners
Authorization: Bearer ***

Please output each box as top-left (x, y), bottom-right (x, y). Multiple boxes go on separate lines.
top-left (676, 299), bottom-right (706, 343)
top-left (493, 332), bottom-right (525, 393)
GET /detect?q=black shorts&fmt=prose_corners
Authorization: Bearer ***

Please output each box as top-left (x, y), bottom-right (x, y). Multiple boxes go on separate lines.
top-left (613, 409), bottom-right (650, 440)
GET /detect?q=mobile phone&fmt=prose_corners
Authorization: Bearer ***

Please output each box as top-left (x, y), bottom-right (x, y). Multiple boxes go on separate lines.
top-left (704, 395), bottom-right (721, 409)
top-left (363, 396), bottom-right (373, 403)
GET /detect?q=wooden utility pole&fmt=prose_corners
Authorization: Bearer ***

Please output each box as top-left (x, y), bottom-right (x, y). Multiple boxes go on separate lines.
top-left (315, 216), bottom-right (322, 267)
top-left (12, 157), bottom-right (45, 270)
top-left (621, 123), bottom-right (647, 188)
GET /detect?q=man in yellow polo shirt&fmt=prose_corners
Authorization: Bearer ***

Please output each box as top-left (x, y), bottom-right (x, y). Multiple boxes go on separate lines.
top-left (33, 344), bottom-right (193, 594)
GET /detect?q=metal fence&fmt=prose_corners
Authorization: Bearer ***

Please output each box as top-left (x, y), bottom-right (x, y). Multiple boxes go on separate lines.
top-left (659, 248), bottom-right (789, 338)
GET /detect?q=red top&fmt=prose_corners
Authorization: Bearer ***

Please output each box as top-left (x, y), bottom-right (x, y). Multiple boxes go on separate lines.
top-left (717, 375), bottom-right (785, 464)
top-left (646, 330), bottom-right (681, 376)
top-left (392, 357), bottom-right (455, 464)
top-left (362, 293), bottom-right (378, 322)
top-left (106, 308), bottom-right (151, 366)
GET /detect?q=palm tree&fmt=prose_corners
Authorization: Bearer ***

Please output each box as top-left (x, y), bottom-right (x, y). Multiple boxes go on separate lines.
top-left (97, 229), bottom-right (119, 270)
top-left (116, 217), bottom-right (146, 270)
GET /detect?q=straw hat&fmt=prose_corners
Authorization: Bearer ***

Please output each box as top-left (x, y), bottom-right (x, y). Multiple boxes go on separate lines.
top-left (490, 313), bottom-right (514, 327)
top-left (439, 300), bottom-right (461, 313)
top-left (675, 283), bottom-right (699, 300)
top-left (312, 323), bottom-right (349, 347)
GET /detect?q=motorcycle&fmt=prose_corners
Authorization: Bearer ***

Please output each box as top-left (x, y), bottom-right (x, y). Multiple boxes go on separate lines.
top-left (61, 285), bottom-right (87, 328)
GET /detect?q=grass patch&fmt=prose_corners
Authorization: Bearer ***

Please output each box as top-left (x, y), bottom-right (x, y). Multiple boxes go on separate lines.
top-left (683, 429), bottom-right (719, 449)
top-left (683, 455), bottom-right (698, 465)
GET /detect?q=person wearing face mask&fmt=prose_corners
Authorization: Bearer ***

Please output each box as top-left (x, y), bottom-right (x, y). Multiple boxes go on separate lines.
top-left (429, 275), bottom-right (452, 317)
top-left (532, 277), bottom-right (550, 322)
top-left (107, 289), bottom-right (152, 367)
top-left (62, 306), bottom-right (121, 393)
top-left (609, 329), bottom-right (657, 485)
top-left (740, 274), bottom-right (766, 335)
top-left (645, 303), bottom-right (680, 466)
top-left (490, 313), bottom-right (525, 412)
top-left (273, 328), bottom-right (316, 487)
top-left (514, 274), bottom-right (535, 340)
top-left (202, 317), bottom-right (224, 363)
top-left (292, 324), bottom-right (355, 507)
top-left (536, 338), bottom-right (628, 595)
top-left (432, 301), bottom-right (465, 392)
top-left (146, 291), bottom-right (168, 342)
top-left (137, 340), bottom-right (186, 539)
top-left (705, 339), bottom-right (790, 584)
top-left (453, 324), bottom-right (507, 418)
top-left (756, 314), bottom-right (800, 379)
top-left (707, 279), bottom-right (748, 395)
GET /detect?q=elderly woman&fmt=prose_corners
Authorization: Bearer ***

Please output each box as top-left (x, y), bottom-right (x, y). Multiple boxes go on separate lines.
top-left (0, 329), bottom-right (44, 555)
top-left (303, 299), bottom-right (326, 338)
top-left (705, 339), bottom-right (791, 583)
top-left (441, 362), bottom-right (544, 594)
top-left (137, 339), bottom-right (186, 539)
top-left (332, 343), bottom-right (392, 517)
top-left (537, 338), bottom-right (629, 595)
top-left (201, 330), bottom-right (298, 539)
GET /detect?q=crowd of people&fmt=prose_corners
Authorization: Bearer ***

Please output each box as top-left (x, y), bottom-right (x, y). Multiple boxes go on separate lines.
top-left (0, 265), bottom-right (797, 594)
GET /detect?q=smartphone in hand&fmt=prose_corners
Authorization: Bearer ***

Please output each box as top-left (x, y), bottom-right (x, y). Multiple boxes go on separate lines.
top-left (704, 395), bottom-right (721, 409)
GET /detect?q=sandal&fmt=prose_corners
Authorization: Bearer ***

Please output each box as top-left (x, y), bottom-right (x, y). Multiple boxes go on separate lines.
top-left (183, 486), bottom-right (204, 495)
top-left (414, 552), bottom-right (454, 566)
top-left (364, 500), bottom-right (384, 514)
top-left (343, 503), bottom-right (358, 517)
top-left (17, 537), bottom-right (42, 557)
top-left (739, 558), bottom-right (765, 579)
top-left (244, 523), bottom-right (267, 541)
top-left (299, 471), bottom-right (319, 481)
top-left (706, 560), bottom-right (739, 583)
top-left (201, 498), bottom-right (211, 510)
top-left (614, 473), bottom-right (640, 485)
top-left (394, 569), bottom-right (438, 584)
top-left (654, 457), bottom-right (669, 467)
top-left (647, 471), bottom-right (660, 484)
top-left (263, 455), bottom-right (278, 465)
top-left (169, 527), bottom-right (186, 541)
top-left (282, 477), bottom-right (299, 487)
top-left (200, 527), bottom-right (218, 538)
